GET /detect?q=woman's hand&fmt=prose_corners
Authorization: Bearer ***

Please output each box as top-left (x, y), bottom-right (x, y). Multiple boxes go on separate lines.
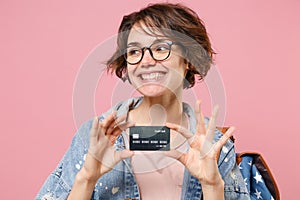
top-left (82, 111), bottom-right (135, 181)
top-left (165, 100), bottom-right (235, 187)
top-left (68, 112), bottom-right (135, 200)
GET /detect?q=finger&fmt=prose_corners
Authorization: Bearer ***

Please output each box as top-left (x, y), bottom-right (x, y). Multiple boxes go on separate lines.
top-left (100, 111), bottom-right (117, 135)
top-left (109, 122), bottom-right (135, 136)
top-left (213, 126), bottom-right (235, 152)
top-left (90, 117), bottom-right (100, 145)
top-left (108, 122), bottom-right (135, 145)
top-left (106, 114), bottom-right (129, 135)
top-left (109, 121), bottom-right (135, 138)
top-left (113, 114), bottom-right (135, 132)
top-left (171, 132), bottom-right (189, 150)
top-left (166, 122), bottom-right (194, 143)
top-left (195, 100), bottom-right (206, 137)
top-left (164, 149), bottom-right (188, 166)
top-left (206, 105), bottom-right (219, 143)
top-left (112, 114), bottom-right (128, 127)
top-left (114, 149), bottom-right (134, 163)
top-left (103, 111), bottom-right (117, 128)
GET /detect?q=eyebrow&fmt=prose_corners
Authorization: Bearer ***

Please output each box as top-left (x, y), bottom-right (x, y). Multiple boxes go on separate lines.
top-left (127, 38), bottom-right (170, 47)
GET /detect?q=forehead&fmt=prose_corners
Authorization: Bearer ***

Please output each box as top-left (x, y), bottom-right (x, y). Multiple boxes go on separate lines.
top-left (127, 23), bottom-right (168, 45)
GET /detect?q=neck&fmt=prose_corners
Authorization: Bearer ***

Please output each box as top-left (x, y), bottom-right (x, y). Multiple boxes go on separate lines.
top-left (130, 89), bottom-right (187, 126)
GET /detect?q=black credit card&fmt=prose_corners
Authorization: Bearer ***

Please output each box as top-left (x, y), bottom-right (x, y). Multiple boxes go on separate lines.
top-left (129, 126), bottom-right (170, 151)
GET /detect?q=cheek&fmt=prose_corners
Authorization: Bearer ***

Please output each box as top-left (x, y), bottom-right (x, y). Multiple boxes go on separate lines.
top-left (126, 65), bottom-right (140, 86)
top-left (127, 65), bottom-right (136, 77)
top-left (168, 59), bottom-right (187, 78)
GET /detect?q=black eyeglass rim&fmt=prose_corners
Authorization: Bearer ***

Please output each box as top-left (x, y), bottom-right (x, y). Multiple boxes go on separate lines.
top-left (124, 41), bottom-right (176, 65)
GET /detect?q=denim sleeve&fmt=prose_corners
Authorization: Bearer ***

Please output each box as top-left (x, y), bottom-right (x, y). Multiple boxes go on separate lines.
top-left (223, 163), bottom-right (251, 199)
top-left (35, 119), bottom-right (94, 200)
top-left (213, 128), bottom-right (251, 199)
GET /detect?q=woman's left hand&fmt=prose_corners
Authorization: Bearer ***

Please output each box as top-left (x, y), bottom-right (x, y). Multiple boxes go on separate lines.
top-left (165, 100), bottom-right (235, 187)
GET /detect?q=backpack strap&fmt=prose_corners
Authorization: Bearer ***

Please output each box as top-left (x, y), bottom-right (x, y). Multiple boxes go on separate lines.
top-left (217, 127), bottom-right (280, 199)
top-left (237, 152), bottom-right (280, 200)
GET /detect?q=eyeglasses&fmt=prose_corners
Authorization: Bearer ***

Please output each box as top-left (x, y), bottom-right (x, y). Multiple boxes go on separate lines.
top-left (124, 41), bottom-right (176, 65)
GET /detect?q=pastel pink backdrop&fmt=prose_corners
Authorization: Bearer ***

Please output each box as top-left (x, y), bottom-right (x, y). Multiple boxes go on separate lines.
top-left (1, 0), bottom-right (299, 199)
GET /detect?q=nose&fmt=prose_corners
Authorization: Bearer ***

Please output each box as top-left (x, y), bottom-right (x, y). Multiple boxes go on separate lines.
top-left (140, 48), bottom-right (156, 66)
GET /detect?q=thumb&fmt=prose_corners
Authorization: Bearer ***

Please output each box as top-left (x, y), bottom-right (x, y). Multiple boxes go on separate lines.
top-left (164, 149), bottom-right (187, 165)
top-left (114, 149), bottom-right (134, 162)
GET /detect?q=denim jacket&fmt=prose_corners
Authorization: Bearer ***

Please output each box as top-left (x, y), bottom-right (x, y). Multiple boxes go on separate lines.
top-left (36, 97), bottom-right (250, 200)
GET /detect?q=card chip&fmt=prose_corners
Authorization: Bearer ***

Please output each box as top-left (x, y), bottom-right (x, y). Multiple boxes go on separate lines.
top-left (132, 134), bottom-right (139, 139)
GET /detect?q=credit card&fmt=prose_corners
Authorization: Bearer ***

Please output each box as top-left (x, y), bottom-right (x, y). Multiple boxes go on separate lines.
top-left (129, 126), bottom-right (170, 151)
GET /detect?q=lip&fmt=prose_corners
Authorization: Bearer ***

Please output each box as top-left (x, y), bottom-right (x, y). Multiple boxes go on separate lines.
top-left (136, 70), bottom-right (168, 77)
top-left (136, 71), bottom-right (167, 83)
top-left (141, 72), bottom-right (165, 81)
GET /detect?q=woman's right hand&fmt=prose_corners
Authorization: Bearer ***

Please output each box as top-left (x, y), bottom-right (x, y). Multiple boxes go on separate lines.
top-left (81, 111), bottom-right (135, 182)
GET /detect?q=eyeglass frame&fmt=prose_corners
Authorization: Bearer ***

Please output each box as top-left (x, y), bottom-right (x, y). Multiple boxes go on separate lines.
top-left (123, 41), bottom-right (179, 65)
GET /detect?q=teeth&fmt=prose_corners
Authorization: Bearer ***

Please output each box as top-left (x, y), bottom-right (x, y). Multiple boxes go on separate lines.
top-left (141, 72), bottom-right (164, 80)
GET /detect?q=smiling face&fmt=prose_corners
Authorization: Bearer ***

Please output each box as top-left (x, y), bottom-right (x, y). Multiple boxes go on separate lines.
top-left (126, 24), bottom-right (188, 98)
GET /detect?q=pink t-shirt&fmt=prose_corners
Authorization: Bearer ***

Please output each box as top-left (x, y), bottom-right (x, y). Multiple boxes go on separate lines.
top-left (124, 119), bottom-right (189, 200)
top-left (133, 157), bottom-right (185, 200)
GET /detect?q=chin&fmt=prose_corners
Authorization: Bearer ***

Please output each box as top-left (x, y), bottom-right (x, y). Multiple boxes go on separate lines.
top-left (136, 84), bottom-right (167, 97)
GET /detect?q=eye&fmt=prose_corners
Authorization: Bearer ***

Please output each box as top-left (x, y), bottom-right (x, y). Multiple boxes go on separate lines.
top-left (152, 43), bottom-right (170, 53)
top-left (126, 47), bottom-right (141, 57)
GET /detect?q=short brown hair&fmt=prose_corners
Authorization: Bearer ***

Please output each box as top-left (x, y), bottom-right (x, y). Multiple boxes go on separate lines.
top-left (107, 3), bottom-right (215, 88)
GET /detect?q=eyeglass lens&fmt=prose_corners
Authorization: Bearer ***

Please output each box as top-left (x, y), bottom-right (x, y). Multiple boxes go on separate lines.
top-left (125, 42), bottom-right (172, 64)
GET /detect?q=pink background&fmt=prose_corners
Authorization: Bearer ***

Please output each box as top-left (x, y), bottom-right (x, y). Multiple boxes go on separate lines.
top-left (1, 0), bottom-right (299, 199)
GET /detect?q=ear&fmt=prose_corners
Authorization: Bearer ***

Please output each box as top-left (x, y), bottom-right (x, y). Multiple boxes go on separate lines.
top-left (183, 61), bottom-right (190, 77)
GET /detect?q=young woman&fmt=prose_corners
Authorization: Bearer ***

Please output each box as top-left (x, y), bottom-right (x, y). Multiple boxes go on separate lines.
top-left (37, 3), bottom-right (249, 200)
